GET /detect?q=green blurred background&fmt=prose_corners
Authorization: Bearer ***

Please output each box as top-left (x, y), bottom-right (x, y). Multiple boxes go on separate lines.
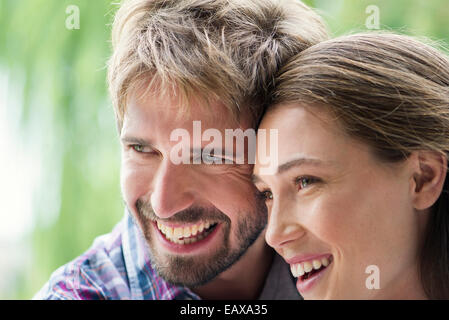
top-left (0, 0), bottom-right (447, 299)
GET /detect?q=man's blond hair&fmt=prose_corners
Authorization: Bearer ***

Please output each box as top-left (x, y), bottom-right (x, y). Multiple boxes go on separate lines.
top-left (108, 0), bottom-right (328, 130)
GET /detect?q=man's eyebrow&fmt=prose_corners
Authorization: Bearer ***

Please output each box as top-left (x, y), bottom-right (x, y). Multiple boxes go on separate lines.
top-left (120, 136), bottom-right (152, 146)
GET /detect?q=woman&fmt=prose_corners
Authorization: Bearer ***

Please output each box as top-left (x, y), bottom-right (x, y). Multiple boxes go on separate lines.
top-left (253, 33), bottom-right (449, 299)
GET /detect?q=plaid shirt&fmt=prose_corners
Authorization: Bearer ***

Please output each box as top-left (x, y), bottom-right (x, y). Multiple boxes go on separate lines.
top-left (33, 209), bottom-right (300, 300)
top-left (33, 209), bottom-right (199, 300)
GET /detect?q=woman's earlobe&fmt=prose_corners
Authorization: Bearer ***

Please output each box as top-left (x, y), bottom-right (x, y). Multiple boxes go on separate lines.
top-left (412, 151), bottom-right (447, 210)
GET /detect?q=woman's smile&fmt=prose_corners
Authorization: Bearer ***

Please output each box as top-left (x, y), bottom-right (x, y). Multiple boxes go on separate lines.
top-left (287, 254), bottom-right (333, 294)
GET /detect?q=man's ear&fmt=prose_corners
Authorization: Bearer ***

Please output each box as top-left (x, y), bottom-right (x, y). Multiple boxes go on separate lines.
top-left (410, 151), bottom-right (448, 210)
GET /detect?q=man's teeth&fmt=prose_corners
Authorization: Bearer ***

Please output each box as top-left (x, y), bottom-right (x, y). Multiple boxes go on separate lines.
top-left (156, 221), bottom-right (214, 244)
top-left (290, 257), bottom-right (331, 278)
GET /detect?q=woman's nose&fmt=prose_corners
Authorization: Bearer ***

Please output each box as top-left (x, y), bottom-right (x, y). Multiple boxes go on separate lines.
top-left (265, 197), bottom-right (306, 249)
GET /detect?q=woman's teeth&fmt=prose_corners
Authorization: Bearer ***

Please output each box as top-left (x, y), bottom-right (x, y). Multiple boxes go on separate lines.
top-left (156, 221), bottom-right (216, 244)
top-left (290, 256), bottom-right (332, 278)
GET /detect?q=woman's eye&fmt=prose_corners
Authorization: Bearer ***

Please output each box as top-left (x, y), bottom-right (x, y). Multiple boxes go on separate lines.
top-left (296, 176), bottom-right (319, 190)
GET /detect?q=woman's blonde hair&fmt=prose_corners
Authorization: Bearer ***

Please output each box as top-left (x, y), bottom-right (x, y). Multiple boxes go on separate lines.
top-left (107, 0), bottom-right (328, 130)
top-left (272, 32), bottom-right (449, 299)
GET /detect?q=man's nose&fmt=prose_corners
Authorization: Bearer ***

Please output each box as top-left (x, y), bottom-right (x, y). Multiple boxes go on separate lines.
top-left (150, 160), bottom-right (195, 219)
top-left (265, 196), bottom-right (306, 249)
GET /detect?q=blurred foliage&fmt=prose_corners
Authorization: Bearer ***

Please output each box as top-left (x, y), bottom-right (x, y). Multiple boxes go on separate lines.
top-left (0, 0), bottom-right (447, 299)
top-left (0, 0), bottom-right (123, 299)
top-left (307, 0), bottom-right (449, 42)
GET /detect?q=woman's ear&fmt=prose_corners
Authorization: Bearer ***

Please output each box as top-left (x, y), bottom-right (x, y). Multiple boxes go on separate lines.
top-left (410, 151), bottom-right (448, 210)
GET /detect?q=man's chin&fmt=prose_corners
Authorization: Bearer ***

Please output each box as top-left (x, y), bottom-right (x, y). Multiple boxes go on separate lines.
top-left (150, 253), bottom-right (229, 287)
top-left (149, 229), bottom-right (263, 286)
top-left (134, 200), bottom-right (268, 287)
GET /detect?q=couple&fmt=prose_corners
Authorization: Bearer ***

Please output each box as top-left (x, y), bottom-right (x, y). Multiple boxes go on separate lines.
top-left (35, 0), bottom-right (449, 300)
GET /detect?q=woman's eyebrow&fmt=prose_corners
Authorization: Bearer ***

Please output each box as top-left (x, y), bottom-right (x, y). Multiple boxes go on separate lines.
top-left (277, 157), bottom-right (327, 174)
top-left (252, 157), bottom-right (333, 183)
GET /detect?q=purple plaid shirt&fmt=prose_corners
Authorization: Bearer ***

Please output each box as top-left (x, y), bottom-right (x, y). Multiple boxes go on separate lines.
top-left (33, 209), bottom-right (200, 300)
top-left (33, 209), bottom-right (300, 300)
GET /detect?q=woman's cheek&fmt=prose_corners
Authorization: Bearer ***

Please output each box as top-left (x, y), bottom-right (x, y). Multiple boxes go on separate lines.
top-left (297, 195), bottom-right (344, 242)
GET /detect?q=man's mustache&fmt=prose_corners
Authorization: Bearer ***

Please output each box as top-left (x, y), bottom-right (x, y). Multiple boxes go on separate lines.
top-left (136, 198), bottom-right (230, 224)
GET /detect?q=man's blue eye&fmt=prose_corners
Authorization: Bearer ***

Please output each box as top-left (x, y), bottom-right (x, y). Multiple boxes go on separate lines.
top-left (201, 150), bottom-right (230, 164)
top-left (204, 154), bottom-right (222, 162)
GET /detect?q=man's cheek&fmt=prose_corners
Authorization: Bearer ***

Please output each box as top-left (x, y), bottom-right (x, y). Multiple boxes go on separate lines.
top-left (120, 165), bottom-right (152, 205)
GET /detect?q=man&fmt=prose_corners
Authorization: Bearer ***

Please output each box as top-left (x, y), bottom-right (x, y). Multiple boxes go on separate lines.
top-left (34, 0), bottom-right (328, 300)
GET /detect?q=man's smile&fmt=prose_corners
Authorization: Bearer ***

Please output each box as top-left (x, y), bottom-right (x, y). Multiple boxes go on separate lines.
top-left (155, 220), bottom-right (219, 245)
top-left (152, 219), bottom-right (224, 255)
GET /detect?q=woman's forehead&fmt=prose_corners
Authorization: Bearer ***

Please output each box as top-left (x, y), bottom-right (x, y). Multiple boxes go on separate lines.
top-left (254, 104), bottom-right (380, 176)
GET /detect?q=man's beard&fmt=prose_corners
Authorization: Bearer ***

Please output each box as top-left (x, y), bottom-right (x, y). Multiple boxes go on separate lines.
top-left (133, 195), bottom-right (267, 287)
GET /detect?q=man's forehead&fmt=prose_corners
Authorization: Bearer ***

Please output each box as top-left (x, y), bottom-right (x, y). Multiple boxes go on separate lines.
top-left (124, 89), bottom-right (253, 131)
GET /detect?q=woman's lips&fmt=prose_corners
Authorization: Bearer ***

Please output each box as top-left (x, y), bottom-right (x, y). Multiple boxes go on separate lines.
top-left (286, 254), bottom-right (333, 294)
